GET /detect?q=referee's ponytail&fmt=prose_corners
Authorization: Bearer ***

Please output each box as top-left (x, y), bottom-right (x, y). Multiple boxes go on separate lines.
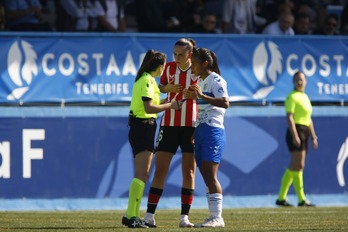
top-left (135, 49), bottom-right (166, 82)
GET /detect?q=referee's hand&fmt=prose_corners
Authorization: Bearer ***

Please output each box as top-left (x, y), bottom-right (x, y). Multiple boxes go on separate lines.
top-left (170, 100), bottom-right (182, 111)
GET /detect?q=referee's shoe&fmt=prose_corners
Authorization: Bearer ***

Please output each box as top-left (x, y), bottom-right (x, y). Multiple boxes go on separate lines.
top-left (122, 216), bottom-right (148, 228)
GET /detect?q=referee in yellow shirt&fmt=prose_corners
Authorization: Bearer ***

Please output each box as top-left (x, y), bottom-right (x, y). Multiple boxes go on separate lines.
top-left (122, 49), bottom-right (181, 228)
top-left (276, 71), bottom-right (318, 207)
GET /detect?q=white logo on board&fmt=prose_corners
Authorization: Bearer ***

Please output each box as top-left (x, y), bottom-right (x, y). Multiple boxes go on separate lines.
top-left (337, 137), bottom-right (348, 187)
top-left (252, 41), bottom-right (282, 99)
top-left (7, 40), bottom-right (38, 100)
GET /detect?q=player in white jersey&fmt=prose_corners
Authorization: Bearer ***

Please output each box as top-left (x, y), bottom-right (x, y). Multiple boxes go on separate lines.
top-left (189, 48), bottom-right (229, 228)
top-left (195, 70), bottom-right (227, 129)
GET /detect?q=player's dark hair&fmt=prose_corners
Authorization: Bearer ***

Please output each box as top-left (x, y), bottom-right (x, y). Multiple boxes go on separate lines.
top-left (293, 70), bottom-right (304, 81)
top-left (174, 38), bottom-right (196, 52)
top-left (192, 48), bottom-right (221, 75)
top-left (135, 49), bottom-right (166, 82)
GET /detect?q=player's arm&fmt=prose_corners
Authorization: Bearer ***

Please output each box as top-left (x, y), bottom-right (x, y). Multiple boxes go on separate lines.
top-left (309, 119), bottom-right (318, 149)
top-left (200, 95), bottom-right (229, 109)
top-left (143, 97), bottom-right (181, 113)
top-left (190, 83), bottom-right (229, 108)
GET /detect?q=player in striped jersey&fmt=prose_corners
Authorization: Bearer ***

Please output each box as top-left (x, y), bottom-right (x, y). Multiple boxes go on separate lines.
top-left (144, 38), bottom-right (198, 228)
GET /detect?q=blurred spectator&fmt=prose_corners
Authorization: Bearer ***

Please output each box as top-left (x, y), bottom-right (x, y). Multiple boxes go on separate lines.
top-left (293, 0), bottom-right (316, 15)
top-left (162, 0), bottom-right (204, 32)
top-left (39, 0), bottom-right (56, 30)
top-left (257, 0), bottom-right (279, 26)
top-left (257, 0), bottom-right (294, 32)
top-left (134, 0), bottom-right (168, 32)
top-left (0, 1), bottom-right (5, 30)
top-left (262, 10), bottom-right (295, 35)
top-left (192, 12), bottom-right (220, 33)
top-left (55, 0), bottom-right (99, 32)
top-left (4, 0), bottom-right (53, 31)
top-left (94, 0), bottom-right (126, 32)
top-left (222, 0), bottom-right (267, 33)
top-left (312, 13), bottom-right (340, 35)
top-left (293, 12), bottom-right (311, 34)
top-left (341, 1), bottom-right (348, 34)
top-left (204, 0), bottom-right (224, 18)
top-left (293, 0), bottom-right (316, 25)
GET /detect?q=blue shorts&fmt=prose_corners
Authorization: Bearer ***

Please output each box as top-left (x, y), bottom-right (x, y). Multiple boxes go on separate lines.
top-left (194, 123), bottom-right (226, 167)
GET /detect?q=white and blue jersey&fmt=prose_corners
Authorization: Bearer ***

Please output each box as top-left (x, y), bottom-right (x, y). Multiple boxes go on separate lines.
top-left (194, 72), bottom-right (228, 166)
top-left (196, 72), bottom-right (228, 128)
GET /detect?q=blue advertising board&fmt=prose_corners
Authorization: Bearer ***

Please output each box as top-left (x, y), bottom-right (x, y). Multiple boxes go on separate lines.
top-left (0, 107), bottom-right (347, 198)
top-left (0, 33), bottom-right (348, 104)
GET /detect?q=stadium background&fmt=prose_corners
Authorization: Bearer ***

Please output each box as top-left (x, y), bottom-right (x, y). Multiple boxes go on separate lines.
top-left (0, 32), bottom-right (347, 210)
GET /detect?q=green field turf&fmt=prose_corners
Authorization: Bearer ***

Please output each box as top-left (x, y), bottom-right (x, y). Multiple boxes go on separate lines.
top-left (1, 207), bottom-right (348, 231)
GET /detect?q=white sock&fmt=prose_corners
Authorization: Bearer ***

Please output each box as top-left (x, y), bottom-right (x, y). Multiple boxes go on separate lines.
top-left (209, 193), bottom-right (223, 218)
top-left (145, 212), bottom-right (154, 220)
top-left (180, 214), bottom-right (188, 221)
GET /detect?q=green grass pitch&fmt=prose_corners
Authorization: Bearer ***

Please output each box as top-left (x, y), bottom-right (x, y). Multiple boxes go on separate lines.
top-left (1, 207), bottom-right (348, 231)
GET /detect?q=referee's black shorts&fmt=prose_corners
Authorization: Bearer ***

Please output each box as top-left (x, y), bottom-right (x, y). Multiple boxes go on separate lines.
top-left (128, 118), bottom-right (157, 157)
top-left (286, 124), bottom-right (310, 152)
top-left (156, 126), bottom-right (195, 154)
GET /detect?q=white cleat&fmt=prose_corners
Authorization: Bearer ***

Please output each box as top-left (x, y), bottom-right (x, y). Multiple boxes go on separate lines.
top-left (195, 216), bottom-right (225, 228)
top-left (179, 218), bottom-right (194, 228)
top-left (143, 214), bottom-right (157, 228)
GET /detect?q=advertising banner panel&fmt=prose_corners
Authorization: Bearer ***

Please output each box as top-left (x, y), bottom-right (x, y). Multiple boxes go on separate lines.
top-left (0, 33), bottom-right (347, 104)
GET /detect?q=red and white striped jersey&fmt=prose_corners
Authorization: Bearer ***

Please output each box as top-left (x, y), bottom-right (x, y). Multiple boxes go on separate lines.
top-left (159, 62), bottom-right (198, 127)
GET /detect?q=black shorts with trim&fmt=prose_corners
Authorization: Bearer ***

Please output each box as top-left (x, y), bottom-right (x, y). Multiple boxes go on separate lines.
top-left (286, 124), bottom-right (309, 152)
top-left (156, 126), bottom-right (195, 154)
top-left (128, 118), bottom-right (157, 157)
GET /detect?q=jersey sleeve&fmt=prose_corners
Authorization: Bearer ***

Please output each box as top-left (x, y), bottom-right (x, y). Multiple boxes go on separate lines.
top-left (285, 94), bottom-right (295, 113)
top-left (159, 64), bottom-right (170, 86)
top-left (142, 77), bottom-right (155, 100)
top-left (212, 77), bottom-right (229, 99)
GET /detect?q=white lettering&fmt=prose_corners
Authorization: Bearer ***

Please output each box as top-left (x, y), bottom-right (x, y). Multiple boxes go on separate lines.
top-left (122, 51), bottom-right (137, 76)
top-left (41, 51), bottom-right (140, 77)
top-left (317, 82), bottom-right (348, 95)
top-left (41, 53), bottom-right (56, 76)
top-left (333, 55), bottom-right (344, 76)
top-left (302, 54), bottom-right (316, 77)
top-left (319, 55), bottom-right (330, 77)
top-left (106, 54), bottom-right (121, 76)
top-left (23, 129), bottom-right (45, 178)
top-left (92, 53), bottom-right (103, 76)
top-left (75, 82), bottom-right (129, 95)
top-left (0, 142), bottom-right (10, 179)
top-left (78, 53), bottom-right (89, 75)
top-left (59, 53), bottom-right (74, 76)
top-left (76, 82), bottom-right (82, 94)
top-left (287, 54), bottom-right (348, 77)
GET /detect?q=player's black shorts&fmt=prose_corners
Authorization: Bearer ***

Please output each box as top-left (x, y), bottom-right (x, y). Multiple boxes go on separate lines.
top-left (128, 118), bottom-right (157, 157)
top-left (286, 124), bottom-right (309, 152)
top-left (156, 126), bottom-right (195, 154)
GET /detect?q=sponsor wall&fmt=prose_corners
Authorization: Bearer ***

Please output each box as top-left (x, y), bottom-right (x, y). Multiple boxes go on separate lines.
top-left (0, 33), bottom-right (348, 104)
top-left (0, 33), bottom-right (347, 199)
